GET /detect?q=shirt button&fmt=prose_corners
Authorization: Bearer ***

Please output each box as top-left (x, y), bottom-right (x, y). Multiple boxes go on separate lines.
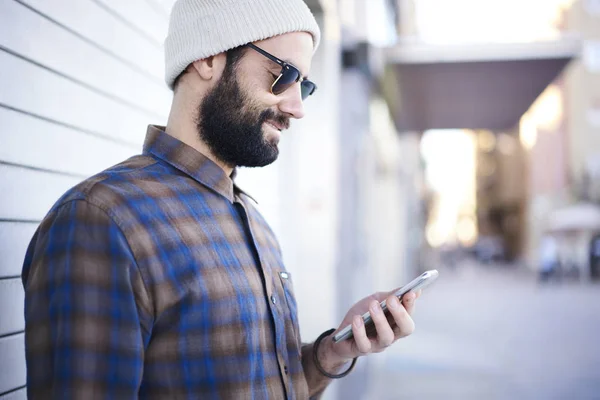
top-left (284, 365), bottom-right (289, 375)
top-left (271, 295), bottom-right (277, 305)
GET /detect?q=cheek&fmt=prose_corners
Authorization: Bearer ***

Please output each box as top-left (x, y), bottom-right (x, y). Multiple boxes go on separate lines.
top-left (242, 84), bottom-right (278, 114)
top-left (237, 72), bottom-right (278, 105)
top-left (251, 84), bottom-right (278, 107)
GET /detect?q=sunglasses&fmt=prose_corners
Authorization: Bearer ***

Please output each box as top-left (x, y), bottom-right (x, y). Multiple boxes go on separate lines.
top-left (246, 43), bottom-right (317, 100)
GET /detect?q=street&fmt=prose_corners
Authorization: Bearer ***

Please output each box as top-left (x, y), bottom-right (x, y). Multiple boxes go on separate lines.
top-left (366, 263), bottom-right (600, 400)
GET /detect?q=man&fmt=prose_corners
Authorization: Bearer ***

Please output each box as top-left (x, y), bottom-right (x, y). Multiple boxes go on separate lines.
top-left (22, 0), bottom-right (420, 398)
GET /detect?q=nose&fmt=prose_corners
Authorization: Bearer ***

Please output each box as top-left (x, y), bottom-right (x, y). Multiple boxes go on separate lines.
top-left (277, 83), bottom-right (305, 120)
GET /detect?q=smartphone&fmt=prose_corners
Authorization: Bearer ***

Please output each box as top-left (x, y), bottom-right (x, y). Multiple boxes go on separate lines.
top-left (332, 270), bottom-right (439, 343)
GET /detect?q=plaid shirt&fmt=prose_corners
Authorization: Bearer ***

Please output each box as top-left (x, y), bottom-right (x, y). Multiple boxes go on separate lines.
top-left (22, 125), bottom-right (310, 399)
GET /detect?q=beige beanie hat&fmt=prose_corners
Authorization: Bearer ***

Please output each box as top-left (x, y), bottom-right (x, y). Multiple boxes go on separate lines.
top-left (164, 0), bottom-right (321, 90)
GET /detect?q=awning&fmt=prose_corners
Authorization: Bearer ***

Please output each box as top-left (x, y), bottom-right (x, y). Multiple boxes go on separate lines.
top-left (382, 38), bottom-right (581, 132)
top-left (547, 202), bottom-right (600, 233)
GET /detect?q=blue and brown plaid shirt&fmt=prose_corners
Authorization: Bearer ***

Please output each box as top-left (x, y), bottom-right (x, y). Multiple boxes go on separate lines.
top-left (22, 125), bottom-right (310, 399)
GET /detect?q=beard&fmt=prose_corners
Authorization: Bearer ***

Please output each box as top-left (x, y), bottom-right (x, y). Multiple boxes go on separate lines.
top-left (197, 67), bottom-right (290, 168)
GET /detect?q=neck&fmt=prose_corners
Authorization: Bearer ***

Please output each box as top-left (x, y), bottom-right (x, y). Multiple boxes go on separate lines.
top-left (165, 94), bottom-right (234, 177)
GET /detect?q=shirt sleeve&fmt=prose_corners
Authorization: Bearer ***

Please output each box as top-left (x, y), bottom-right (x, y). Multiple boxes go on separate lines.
top-left (22, 199), bottom-right (153, 399)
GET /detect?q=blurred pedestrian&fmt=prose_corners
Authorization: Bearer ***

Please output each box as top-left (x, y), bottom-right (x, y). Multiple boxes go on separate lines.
top-left (21, 1), bottom-right (421, 398)
top-left (539, 234), bottom-right (559, 282)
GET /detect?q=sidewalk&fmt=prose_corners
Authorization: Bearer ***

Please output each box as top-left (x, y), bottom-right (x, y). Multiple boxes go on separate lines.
top-left (363, 262), bottom-right (600, 400)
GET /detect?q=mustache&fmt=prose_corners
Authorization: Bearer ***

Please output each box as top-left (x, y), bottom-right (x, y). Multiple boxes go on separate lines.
top-left (260, 109), bottom-right (290, 130)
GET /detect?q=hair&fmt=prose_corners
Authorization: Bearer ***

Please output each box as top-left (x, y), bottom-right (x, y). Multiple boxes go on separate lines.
top-left (172, 46), bottom-right (248, 92)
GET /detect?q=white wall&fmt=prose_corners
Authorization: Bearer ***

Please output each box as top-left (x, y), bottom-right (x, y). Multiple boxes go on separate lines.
top-left (0, 1), bottom-right (172, 397)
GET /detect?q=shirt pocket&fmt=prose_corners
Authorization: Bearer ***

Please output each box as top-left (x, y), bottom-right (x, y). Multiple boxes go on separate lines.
top-left (277, 271), bottom-right (302, 350)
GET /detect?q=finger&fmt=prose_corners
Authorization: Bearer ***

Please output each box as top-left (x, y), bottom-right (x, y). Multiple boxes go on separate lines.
top-left (402, 292), bottom-right (417, 315)
top-left (387, 296), bottom-right (415, 338)
top-left (352, 315), bottom-right (372, 354)
top-left (369, 300), bottom-right (395, 349)
top-left (415, 289), bottom-right (423, 299)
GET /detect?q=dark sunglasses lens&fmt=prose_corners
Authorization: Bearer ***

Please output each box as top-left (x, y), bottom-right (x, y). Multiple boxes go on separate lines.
top-left (272, 67), bottom-right (301, 95)
top-left (301, 81), bottom-right (316, 100)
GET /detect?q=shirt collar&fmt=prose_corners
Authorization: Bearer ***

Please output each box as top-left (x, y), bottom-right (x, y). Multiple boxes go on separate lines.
top-left (143, 125), bottom-right (251, 203)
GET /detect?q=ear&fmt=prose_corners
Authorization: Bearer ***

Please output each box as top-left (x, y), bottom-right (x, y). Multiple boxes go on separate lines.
top-left (192, 56), bottom-right (215, 81)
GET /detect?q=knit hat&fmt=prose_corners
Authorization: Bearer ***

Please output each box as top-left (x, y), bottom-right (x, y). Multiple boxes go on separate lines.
top-left (164, 0), bottom-right (321, 90)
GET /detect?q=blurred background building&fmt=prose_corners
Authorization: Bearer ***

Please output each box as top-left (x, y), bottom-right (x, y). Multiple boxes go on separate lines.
top-left (1, 0), bottom-right (599, 399)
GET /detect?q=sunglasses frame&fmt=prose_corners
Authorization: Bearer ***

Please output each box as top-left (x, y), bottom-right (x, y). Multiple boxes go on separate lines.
top-left (245, 43), bottom-right (317, 99)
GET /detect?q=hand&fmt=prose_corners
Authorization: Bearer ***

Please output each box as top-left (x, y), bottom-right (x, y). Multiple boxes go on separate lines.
top-left (322, 289), bottom-right (421, 364)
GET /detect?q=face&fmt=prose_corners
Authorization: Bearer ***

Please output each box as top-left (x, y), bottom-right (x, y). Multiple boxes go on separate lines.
top-left (197, 32), bottom-right (314, 168)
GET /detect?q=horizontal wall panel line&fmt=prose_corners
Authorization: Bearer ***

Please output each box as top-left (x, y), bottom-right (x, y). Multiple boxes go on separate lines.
top-left (0, 331), bottom-right (24, 341)
top-left (89, 0), bottom-right (163, 48)
top-left (0, 45), bottom-right (165, 120)
top-left (14, 0), bottom-right (164, 84)
top-left (0, 161), bottom-right (88, 180)
top-left (0, 276), bottom-right (20, 281)
top-left (0, 219), bottom-right (41, 224)
top-left (0, 385), bottom-right (26, 398)
top-left (0, 103), bottom-right (139, 149)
